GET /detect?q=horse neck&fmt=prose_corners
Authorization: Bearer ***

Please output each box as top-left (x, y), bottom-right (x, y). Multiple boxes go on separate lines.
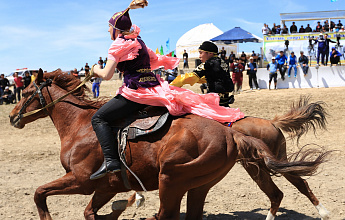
top-left (44, 85), bottom-right (96, 139)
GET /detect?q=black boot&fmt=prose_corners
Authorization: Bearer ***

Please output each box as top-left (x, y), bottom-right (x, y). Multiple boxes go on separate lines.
top-left (90, 124), bottom-right (121, 180)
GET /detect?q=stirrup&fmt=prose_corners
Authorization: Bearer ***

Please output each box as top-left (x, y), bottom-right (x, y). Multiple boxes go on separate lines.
top-left (90, 161), bottom-right (121, 180)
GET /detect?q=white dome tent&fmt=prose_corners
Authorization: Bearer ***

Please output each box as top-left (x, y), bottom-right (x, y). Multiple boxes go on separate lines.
top-left (176, 23), bottom-right (237, 59)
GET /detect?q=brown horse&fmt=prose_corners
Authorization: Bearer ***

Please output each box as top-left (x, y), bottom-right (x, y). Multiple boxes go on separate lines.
top-left (9, 69), bottom-right (330, 220)
top-left (119, 98), bottom-right (331, 220)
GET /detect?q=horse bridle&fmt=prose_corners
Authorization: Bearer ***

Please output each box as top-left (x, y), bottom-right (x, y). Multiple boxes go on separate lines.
top-left (12, 66), bottom-right (95, 125)
top-left (12, 79), bottom-right (52, 125)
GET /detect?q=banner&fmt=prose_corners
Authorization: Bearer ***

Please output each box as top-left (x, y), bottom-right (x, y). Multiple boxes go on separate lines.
top-left (160, 45), bottom-right (164, 55)
top-left (263, 32), bottom-right (345, 64)
top-left (166, 38), bottom-right (170, 54)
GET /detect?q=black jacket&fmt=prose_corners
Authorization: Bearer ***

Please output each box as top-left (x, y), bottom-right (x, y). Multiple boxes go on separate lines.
top-left (194, 56), bottom-right (234, 93)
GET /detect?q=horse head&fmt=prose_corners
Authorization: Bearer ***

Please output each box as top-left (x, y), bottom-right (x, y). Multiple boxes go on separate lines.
top-left (10, 68), bottom-right (104, 129)
top-left (9, 68), bottom-right (53, 128)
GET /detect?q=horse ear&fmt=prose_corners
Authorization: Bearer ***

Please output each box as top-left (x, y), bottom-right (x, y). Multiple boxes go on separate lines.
top-left (36, 68), bottom-right (44, 84)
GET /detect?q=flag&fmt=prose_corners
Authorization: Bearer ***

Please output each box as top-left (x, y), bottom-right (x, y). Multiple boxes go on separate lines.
top-left (331, 0), bottom-right (338, 2)
top-left (160, 45), bottom-right (164, 55)
top-left (171, 50), bottom-right (175, 57)
top-left (155, 47), bottom-right (159, 54)
top-left (166, 38), bottom-right (170, 54)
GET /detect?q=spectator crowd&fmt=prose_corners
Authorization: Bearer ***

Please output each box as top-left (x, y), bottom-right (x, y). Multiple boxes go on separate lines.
top-left (262, 20), bottom-right (344, 35)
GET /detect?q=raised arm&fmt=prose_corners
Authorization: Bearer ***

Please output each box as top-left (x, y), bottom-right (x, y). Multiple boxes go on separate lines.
top-left (92, 60), bottom-right (118, 80)
top-left (170, 72), bottom-right (206, 87)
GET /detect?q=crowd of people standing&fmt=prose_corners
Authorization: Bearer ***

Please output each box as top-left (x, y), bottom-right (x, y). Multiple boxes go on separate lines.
top-left (262, 20), bottom-right (344, 35)
top-left (0, 71), bottom-right (38, 105)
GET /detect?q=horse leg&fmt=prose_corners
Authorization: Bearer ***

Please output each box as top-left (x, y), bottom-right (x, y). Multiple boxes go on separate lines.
top-left (244, 165), bottom-right (283, 220)
top-left (84, 191), bottom-right (116, 220)
top-left (185, 167), bottom-right (233, 220)
top-left (34, 172), bottom-right (90, 220)
top-left (283, 174), bottom-right (330, 219)
top-left (185, 184), bottom-right (213, 220)
top-left (153, 177), bottom-right (186, 220)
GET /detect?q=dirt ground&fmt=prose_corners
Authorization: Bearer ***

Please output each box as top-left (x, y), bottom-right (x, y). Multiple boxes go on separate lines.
top-left (1, 74), bottom-right (345, 220)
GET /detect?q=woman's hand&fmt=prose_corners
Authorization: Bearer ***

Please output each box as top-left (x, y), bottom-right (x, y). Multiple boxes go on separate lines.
top-left (92, 59), bottom-right (117, 80)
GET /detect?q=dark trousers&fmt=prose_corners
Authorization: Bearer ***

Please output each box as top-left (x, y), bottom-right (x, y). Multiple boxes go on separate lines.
top-left (330, 56), bottom-right (340, 65)
top-left (92, 94), bottom-right (147, 128)
top-left (248, 72), bottom-right (259, 89)
top-left (183, 61), bottom-right (189, 68)
top-left (301, 65), bottom-right (309, 75)
top-left (277, 64), bottom-right (286, 79)
top-left (15, 86), bottom-right (23, 101)
top-left (317, 50), bottom-right (329, 65)
top-left (91, 95), bottom-right (146, 151)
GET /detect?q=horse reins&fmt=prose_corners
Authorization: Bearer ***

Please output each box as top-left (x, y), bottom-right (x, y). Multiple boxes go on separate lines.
top-left (13, 66), bottom-right (95, 124)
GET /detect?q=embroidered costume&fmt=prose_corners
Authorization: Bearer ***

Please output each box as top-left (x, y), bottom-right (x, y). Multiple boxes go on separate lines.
top-left (115, 30), bottom-right (243, 122)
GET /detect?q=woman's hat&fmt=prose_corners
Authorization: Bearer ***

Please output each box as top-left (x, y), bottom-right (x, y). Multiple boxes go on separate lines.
top-left (109, 8), bottom-right (132, 31)
top-left (199, 41), bottom-right (218, 54)
top-left (109, 0), bottom-right (148, 31)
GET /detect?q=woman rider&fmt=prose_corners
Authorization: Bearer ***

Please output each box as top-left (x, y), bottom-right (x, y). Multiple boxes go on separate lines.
top-left (90, 0), bottom-right (244, 180)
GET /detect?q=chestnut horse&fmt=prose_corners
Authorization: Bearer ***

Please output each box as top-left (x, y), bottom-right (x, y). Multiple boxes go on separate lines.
top-left (9, 69), bottom-right (330, 220)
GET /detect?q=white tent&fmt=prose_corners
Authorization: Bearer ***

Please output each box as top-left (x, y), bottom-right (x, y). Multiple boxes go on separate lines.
top-left (176, 23), bottom-right (237, 59)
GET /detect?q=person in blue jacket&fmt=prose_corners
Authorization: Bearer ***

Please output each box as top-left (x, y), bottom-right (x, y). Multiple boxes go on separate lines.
top-left (267, 57), bottom-right (278, 90)
top-left (330, 47), bottom-right (342, 66)
top-left (288, 51), bottom-right (298, 78)
top-left (314, 33), bottom-right (336, 66)
top-left (275, 51), bottom-right (288, 80)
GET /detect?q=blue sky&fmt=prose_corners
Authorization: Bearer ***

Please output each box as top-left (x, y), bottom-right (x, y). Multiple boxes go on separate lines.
top-left (0, 0), bottom-right (343, 73)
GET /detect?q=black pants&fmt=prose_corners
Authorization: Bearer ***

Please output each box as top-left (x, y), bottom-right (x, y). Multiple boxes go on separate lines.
top-left (15, 86), bottom-right (23, 101)
top-left (248, 72), bottom-right (259, 89)
top-left (317, 50), bottom-right (329, 65)
top-left (330, 56), bottom-right (340, 65)
top-left (277, 64), bottom-right (286, 79)
top-left (92, 94), bottom-right (147, 128)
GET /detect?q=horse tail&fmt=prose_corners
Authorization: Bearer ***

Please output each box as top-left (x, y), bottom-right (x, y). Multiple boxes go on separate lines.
top-left (270, 96), bottom-right (328, 142)
top-left (233, 131), bottom-right (331, 177)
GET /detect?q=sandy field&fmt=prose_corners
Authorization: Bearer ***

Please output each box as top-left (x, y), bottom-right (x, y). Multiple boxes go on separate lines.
top-left (1, 73), bottom-right (345, 220)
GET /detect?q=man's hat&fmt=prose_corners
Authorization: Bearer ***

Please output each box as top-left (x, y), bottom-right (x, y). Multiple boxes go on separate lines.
top-left (249, 57), bottom-right (254, 60)
top-left (271, 57), bottom-right (275, 60)
top-left (199, 41), bottom-right (218, 54)
top-left (5, 86), bottom-right (9, 90)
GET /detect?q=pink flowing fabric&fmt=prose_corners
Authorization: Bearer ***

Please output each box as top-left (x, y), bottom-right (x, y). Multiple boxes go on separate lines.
top-left (118, 78), bottom-right (245, 123)
top-left (108, 25), bottom-right (180, 69)
top-left (107, 34), bottom-right (141, 63)
top-left (108, 24), bottom-right (243, 123)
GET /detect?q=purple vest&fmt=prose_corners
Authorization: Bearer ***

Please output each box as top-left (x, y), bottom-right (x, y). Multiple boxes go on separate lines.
top-left (117, 36), bottom-right (160, 89)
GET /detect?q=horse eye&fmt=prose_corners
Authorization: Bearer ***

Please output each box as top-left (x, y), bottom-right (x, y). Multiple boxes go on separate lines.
top-left (22, 90), bottom-right (33, 98)
top-left (22, 92), bottom-right (29, 98)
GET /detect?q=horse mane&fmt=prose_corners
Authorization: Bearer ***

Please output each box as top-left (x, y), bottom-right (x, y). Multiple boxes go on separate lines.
top-left (44, 69), bottom-right (108, 109)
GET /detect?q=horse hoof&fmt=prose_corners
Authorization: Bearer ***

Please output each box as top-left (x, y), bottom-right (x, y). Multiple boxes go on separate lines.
top-left (136, 192), bottom-right (145, 208)
top-left (315, 203), bottom-right (330, 219)
top-left (112, 200), bottom-right (128, 211)
top-left (265, 211), bottom-right (275, 220)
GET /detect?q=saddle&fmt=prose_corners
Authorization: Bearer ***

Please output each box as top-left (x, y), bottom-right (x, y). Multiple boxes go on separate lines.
top-left (111, 106), bottom-right (170, 192)
top-left (111, 106), bottom-right (170, 140)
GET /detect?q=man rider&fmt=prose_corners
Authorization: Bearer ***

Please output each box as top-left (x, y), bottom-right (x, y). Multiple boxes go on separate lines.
top-left (170, 41), bottom-right (234, 107)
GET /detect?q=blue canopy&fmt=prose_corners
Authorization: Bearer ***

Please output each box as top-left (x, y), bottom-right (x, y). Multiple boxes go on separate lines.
top-left (210, 27), bottom-right (263, 44)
